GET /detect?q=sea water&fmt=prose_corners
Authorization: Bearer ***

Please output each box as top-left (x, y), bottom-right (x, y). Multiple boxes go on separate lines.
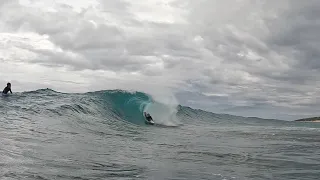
top-left (0, 89), bottom-right (319, 180)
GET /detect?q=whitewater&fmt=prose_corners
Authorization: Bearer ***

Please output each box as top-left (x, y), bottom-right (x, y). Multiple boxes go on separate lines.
top-left (0, 89), bottom-right (319, 180)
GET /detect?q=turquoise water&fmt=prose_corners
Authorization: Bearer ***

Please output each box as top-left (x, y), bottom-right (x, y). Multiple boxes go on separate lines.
top-left (0, 89), bottom-right (319, 179)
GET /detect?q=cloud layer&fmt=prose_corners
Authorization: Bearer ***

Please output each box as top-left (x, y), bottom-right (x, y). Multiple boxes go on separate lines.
top-left (0, 0), bottom-right (319, 120)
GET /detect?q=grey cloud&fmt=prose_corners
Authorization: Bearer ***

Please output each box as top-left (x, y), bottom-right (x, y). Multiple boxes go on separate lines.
top-left (91, 1), bottom-right (320, 111)
top-left (1, 0), bottom-right (202, 73)
top-left (99, 0), bottom-right (130, 16)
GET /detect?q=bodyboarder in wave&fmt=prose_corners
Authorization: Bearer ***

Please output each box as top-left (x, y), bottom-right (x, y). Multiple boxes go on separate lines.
top-left (144, 112), bottom-right (154, 125)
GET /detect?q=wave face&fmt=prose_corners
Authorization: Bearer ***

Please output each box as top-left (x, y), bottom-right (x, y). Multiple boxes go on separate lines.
top-left (0, 89), bottom-right (179, 126)
top-left (0, 88), bottom-right (310, 127)
top-left (1, 89), bottom-right (318, 128)
top-left (99, 90), bottom-right (152, 125)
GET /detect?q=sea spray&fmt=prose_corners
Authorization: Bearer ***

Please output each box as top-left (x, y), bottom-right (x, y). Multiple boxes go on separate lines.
top-left (140, 88), bottom-right (181, 126)
top-left (144, 101), bottom-right (180, 126)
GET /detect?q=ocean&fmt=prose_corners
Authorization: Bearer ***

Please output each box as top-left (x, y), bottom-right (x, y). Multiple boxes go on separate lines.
top-left (0, 89), bottom-right (319, 180)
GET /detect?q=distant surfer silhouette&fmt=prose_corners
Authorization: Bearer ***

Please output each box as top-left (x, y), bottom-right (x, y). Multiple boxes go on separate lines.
top-left (2, 82), bottom-right (12, 95)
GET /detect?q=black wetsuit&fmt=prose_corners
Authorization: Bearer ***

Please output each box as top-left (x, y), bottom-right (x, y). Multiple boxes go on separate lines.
top-left (2, 87), bottom-right (12, 94)
top-left (146, 115), bottom-right (153, 121)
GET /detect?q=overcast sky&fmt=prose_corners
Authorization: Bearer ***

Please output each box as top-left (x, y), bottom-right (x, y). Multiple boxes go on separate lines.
top-left (0, 0), bottom-right (319, 120)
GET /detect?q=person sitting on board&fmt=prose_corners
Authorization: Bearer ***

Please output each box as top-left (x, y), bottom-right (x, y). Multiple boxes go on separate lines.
top-left (144, 112), bottom-right (153, 122)
top-left (2, 82), bottom-right (12, 95)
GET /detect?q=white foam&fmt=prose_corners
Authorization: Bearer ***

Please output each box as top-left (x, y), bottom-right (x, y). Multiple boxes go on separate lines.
top-left (143, 95), bottom-right (180, 127)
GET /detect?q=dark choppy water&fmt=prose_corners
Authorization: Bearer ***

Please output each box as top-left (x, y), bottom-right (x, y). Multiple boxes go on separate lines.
top-left (0, 89), bottom-right (319, 180)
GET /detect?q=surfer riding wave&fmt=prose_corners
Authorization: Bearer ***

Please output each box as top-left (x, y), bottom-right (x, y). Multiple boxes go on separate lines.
top-left (144, 112), bottom-right (154, 124)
